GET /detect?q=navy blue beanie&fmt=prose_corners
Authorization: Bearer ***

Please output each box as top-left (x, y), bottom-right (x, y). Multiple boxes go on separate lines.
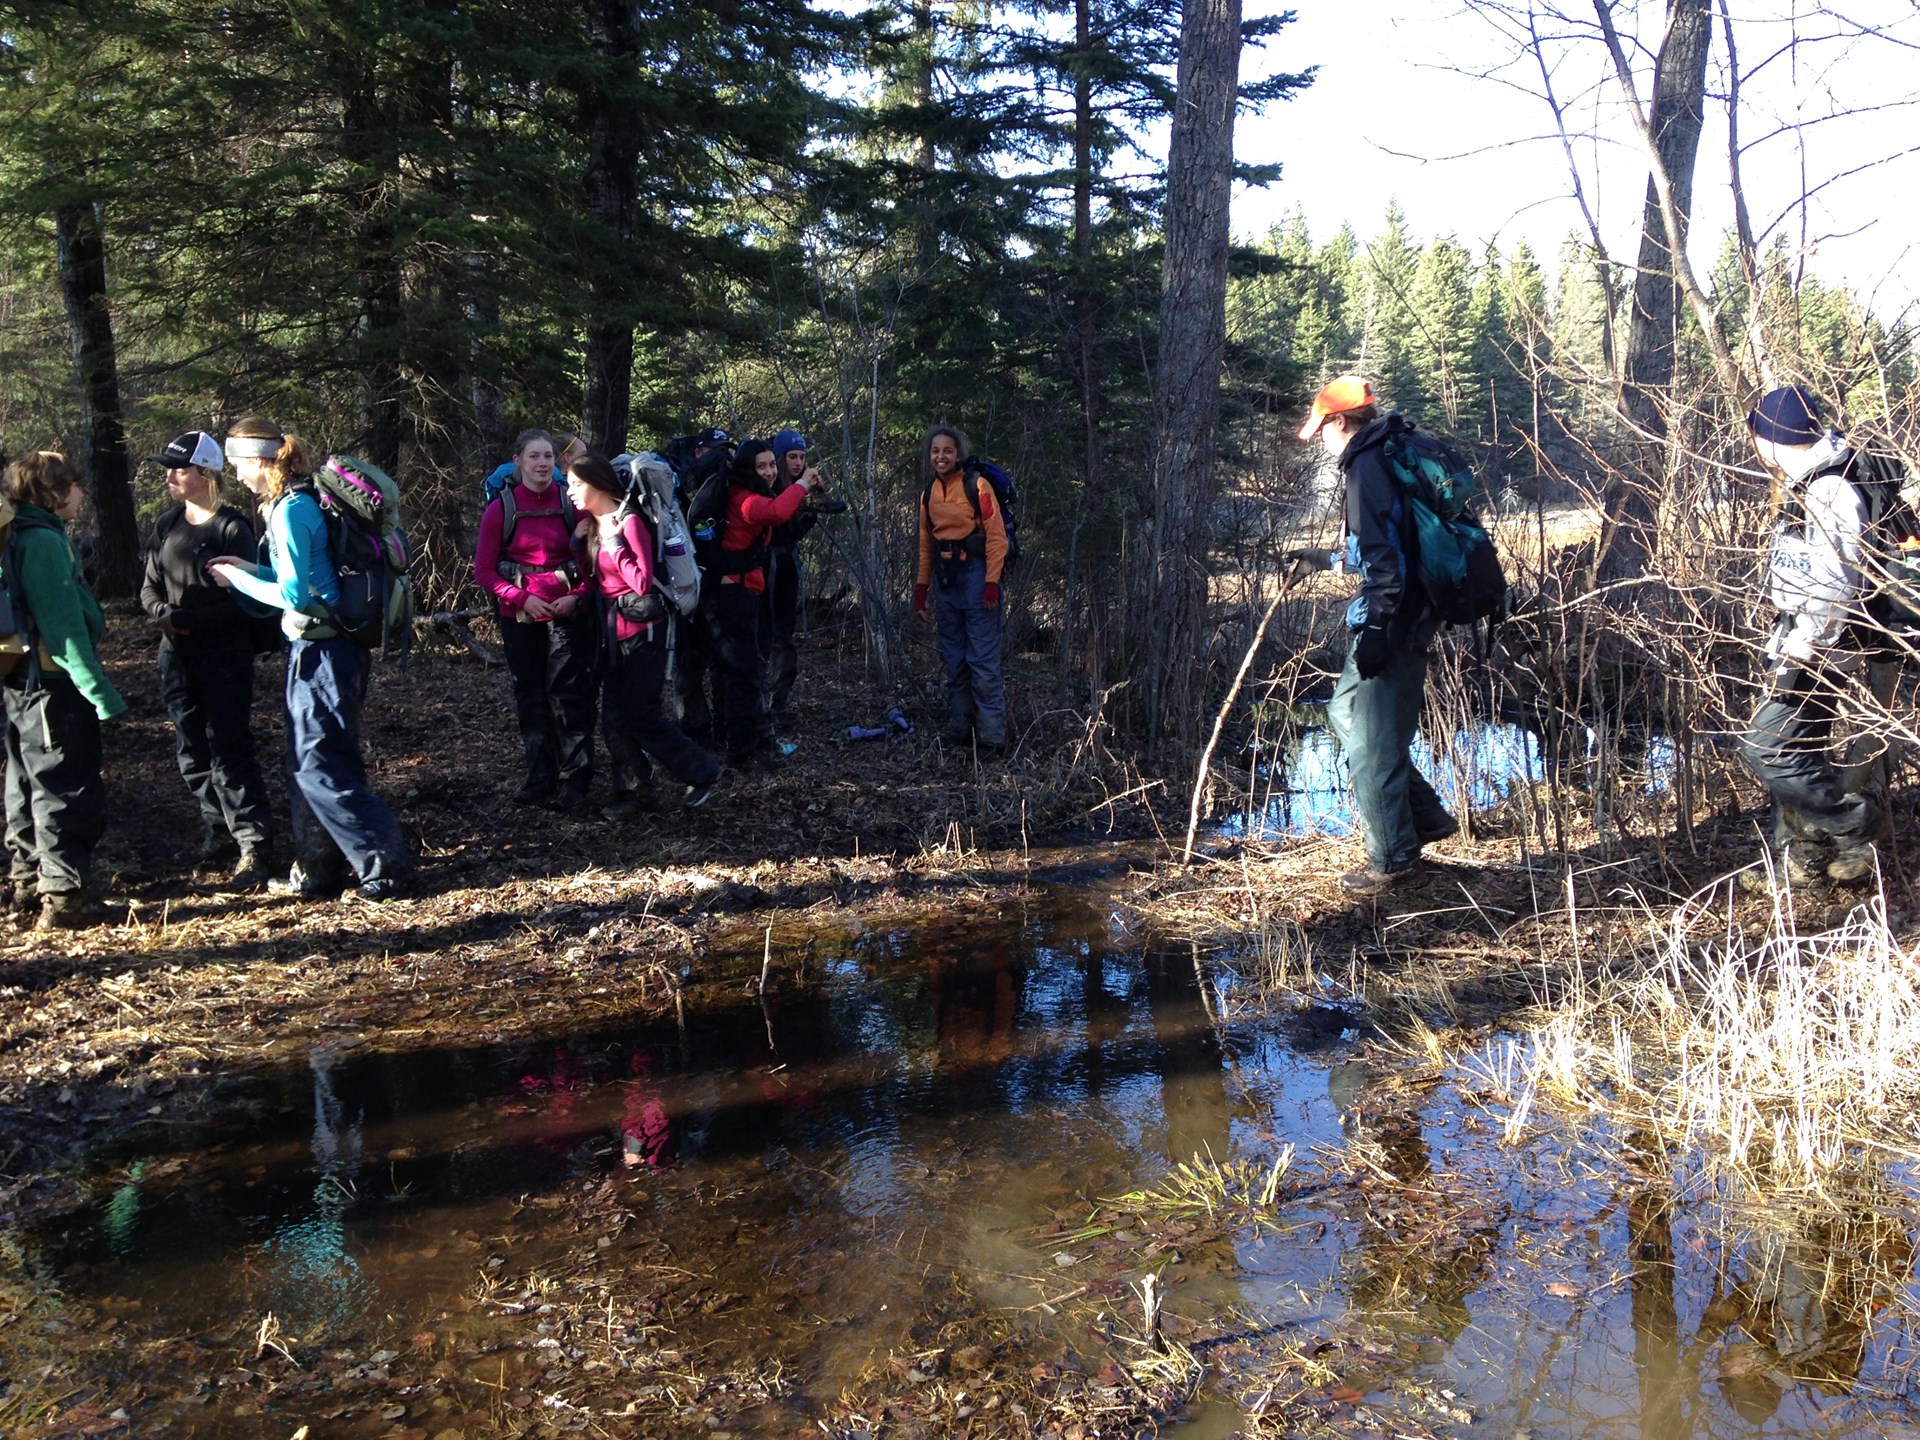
top-left (1748, 385), bottom-right (1825, 446)
top-left (771, 428), bottom-right (808, 459)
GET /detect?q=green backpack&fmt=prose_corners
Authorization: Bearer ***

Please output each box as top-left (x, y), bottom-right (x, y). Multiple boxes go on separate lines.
top-left (1378, 424), bottom-right (1508, 627)
top-left (302, 455), bottom-right (416, 660)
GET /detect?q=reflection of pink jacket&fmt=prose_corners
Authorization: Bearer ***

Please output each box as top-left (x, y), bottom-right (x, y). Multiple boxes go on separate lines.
top-left (589, 513), bottom-right (658, 642)
top-left (620, 1052), bottom-right (676, 1168)
top-left (474, 484), bottom-right (585, 618)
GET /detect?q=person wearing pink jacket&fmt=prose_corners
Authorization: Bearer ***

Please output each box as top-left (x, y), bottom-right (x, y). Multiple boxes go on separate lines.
top-left (474, 428), bottom-right (596, 810)
top-left (566, 454), bottom-right (719, 819)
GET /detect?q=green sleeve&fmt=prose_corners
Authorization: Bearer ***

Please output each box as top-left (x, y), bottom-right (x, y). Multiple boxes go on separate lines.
top-left (17, 529), bottom-right (127, 720)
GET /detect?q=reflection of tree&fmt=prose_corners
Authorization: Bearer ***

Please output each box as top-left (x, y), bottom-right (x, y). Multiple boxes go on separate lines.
top-left (1625, 1153), bottom-right (1685, 1438)
top-left (1337, 1066), bottom-right (1493, 1345)
top-left (1145, 948), bottom-right (1231, 1165)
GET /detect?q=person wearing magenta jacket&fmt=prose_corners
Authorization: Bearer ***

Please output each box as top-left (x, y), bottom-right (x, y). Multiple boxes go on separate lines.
top-left (473, 428), bottom-right (597, 810)
top-left (706, 439), bottom-right (827, 769)
top-left (565, 455), bottom-right (719, 819)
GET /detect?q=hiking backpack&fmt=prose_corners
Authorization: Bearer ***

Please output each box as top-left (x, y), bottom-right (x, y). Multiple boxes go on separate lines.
top-left (923, 458), bottom-right (1022, 566)
top-left (683, 454), bottom-right (766, 580)
top-left (611, 451), bottom-right (701, 616)
top-left (300, 455), bottom-right (416, 660)
top-left (1812, 446), bottom-right (1920, 632)
top-left (1377, 425), bottom-right (1507, 627)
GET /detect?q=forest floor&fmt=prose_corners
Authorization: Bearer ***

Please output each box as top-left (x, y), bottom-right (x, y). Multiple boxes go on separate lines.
top-left (4, 608), bottom-right (1916, 1438)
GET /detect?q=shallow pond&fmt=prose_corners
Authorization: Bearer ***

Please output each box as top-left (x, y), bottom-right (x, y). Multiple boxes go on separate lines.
top-left (15, 889), bottom-right (1920, 1437)
top-left (1224, 719), bottom-right (1680, 841)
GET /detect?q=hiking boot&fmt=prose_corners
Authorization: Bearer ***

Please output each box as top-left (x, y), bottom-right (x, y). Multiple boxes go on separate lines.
top-left (684, 779), bottom-right (717, 809)
top-left (4, 878), bottom-right (37, 925)
top-left (602, 793), bottom-right (658, 821)
top-left (268, 863), bottom-right (345, 900)
top-left (342, 873), bottom-right (414, 905)
top-left (36, 889), bottom-right (109, 932)
top-left (548, 782), bottom-right (593, 815)
top-left (227, 852), bottom-right (270, 893)
top-left (192, 832), bottom-right (239, 869)
top-left (1827, 841), bottom-right (1878, 884)
top-left (512, 779), bottom-right (555, 807)
top-left (1338, 864), bottom-right (1420, 898)
top-left (1416, 813), bottom-right (1459, 845)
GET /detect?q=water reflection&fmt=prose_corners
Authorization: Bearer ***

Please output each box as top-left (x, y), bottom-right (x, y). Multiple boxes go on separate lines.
top-left (1226, 720), bottom-right (1678, 840)
top-left (20, 904), bottom-right (1920, 1439)
top-left (264, 1051), bottom-right (372, 1338)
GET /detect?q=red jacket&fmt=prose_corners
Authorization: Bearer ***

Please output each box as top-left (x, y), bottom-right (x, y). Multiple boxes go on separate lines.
top-left (718, 481), bottom-right (810, 594)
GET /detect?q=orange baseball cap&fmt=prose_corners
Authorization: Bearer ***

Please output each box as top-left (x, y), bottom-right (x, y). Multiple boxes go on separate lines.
top-left (1297, 374), bottom-right (1374, 440)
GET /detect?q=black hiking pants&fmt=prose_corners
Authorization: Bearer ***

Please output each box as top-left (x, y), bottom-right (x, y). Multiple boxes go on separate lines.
top-left (4, 670), bottom-right (107, 897)
top-left (499, 608), bottom-right (597, 794)
top-left (604, 628), bottom-right (720, 791)
top-left (158, 645), bottom-right (273, 858)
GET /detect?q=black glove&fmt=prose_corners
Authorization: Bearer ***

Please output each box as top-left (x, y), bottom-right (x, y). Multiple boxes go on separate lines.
top-left (1351, 623), bottom-right (1393, 680)
top-left (1281, 547), bottom-right (1335, 576)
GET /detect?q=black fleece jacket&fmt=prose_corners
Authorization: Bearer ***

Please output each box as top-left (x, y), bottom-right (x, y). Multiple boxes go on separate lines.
top-left (1338, 414), bottom-right (1416, 632)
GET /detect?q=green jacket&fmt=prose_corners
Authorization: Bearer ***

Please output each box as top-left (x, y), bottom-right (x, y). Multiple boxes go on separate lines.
top-left (12, 503), bottom-right (127, 720)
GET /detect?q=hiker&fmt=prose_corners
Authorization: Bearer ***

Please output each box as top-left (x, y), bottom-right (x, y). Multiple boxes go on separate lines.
top-left (1737, 384), bottom-right (1900, 889)
top-left (474, 427), bottom-right (598, 811)
top-left (673, 426), bottom-right (735, 742)
top-left (706, 439), bottom-right (826, 768)
top-left (2, 451), bottom-right (127, 930)
top-left (138, 430), bottom-right (276, 889)
top-left (483, 431), bottom-right (585, 502)
top-left (565, 454), bottom-right (718, 818)
top-left (762, 429), bottom-right (820, 728)
top-left (913, 425), bottom-right (1007, 751)
top-left (207, 417), bottom-right (412, 903)
top-left (1286, 375), bottom-right (1457, 898)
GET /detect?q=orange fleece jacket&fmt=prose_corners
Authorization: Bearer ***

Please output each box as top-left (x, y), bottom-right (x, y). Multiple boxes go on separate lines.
top-left (916, 472), bottom-right (1009, 586)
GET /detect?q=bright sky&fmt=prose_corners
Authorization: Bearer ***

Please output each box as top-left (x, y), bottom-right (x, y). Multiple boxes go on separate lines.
top-left (1232, 0), bottom-right (1920, 319)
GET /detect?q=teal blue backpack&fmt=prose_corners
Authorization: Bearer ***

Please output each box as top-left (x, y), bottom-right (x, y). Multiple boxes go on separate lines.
top-left (1379, 424), bottom-right (1508, 627)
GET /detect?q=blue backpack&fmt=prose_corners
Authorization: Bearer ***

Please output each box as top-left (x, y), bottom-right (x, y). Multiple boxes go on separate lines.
top-left (1378, 424), bottom-right (1507, 627)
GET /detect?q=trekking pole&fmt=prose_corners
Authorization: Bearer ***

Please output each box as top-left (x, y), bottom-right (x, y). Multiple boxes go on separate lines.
top-left (1180, 561), bottom-right (1305, 866)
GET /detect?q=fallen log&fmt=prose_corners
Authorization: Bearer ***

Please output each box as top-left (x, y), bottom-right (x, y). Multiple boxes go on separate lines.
top-left (421, 609), bottom-right (504, 667)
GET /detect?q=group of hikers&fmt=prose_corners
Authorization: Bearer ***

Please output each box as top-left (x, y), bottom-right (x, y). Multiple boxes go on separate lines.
top-left (0, 374), bottom-right (1902, 930)
top-left (1, 419), bottom-right (1014, 931)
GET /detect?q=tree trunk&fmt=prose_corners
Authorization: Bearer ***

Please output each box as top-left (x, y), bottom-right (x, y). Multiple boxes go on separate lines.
top-left (582, 0), bottom-right (642, 455)
top-left (53, 200), bottom-right (139, 597)
top-left (1605, 0), bottom-right (1710, 580)
top-left (345, 74), bottom-right (405, 476)
top-left (1133, 0), bottom-right (1242, 744)
top-left (1064, 0), bottom-right (1103, 682)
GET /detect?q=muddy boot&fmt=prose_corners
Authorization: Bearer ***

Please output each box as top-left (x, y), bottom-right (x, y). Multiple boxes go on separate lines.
top-left (1339, 863), bottom-right (1421, 898)
top-left (1827, 839), bottom-right (1879, 885)
top-left (3, 877), bottom-right (36, 926)
top-left (228, 849), bottom-right (270, 893)
top-left (192, 830), bottom-right (239, 870)
top-left (1736, 839), bottom-right (1828, 895)
top-left (36, 889), bottom-right (110, 932)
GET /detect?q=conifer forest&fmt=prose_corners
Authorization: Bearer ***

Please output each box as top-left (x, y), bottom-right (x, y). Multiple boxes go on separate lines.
top-left (7, 1), bottom-right (1920, 1436)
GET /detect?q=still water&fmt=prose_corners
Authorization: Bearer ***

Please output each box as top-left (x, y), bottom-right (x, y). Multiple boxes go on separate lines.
top-left (1225, 720), bottom-right (1679, 840)
top-left (21, 894), bottom-right (1920, 1436)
